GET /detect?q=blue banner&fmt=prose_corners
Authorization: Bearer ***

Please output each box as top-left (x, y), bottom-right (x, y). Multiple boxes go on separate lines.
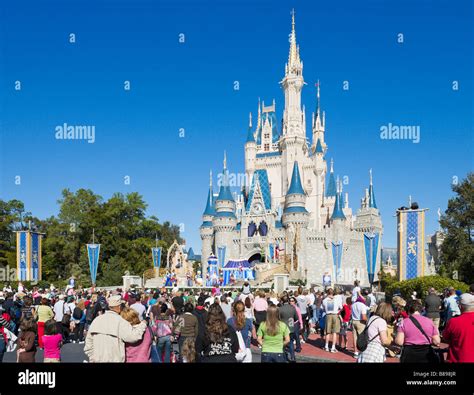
top-left (364, 232), bottom-right (380, 285)
top-left (18, 232), bottom-right (27, 281)
top-left (31, 233), bottom-right (40, 281)
top-left (406, 211), bottom-right (418, 279)
top-left (87, 244), bottom-right (101, 285)
top-left (331, 241), bottom-right (343, 282)
top-left (152, 247), bottom-right (162, 268)
top-left (217, 246), bottom-right (226, 268)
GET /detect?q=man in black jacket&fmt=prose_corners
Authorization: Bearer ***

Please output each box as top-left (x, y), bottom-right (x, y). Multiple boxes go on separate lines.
top-left (279, 295), bottom-right (299, 362)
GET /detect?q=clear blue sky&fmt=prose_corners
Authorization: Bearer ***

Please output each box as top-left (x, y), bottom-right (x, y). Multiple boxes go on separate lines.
top-left (0, 0), bottom-right (472, 255)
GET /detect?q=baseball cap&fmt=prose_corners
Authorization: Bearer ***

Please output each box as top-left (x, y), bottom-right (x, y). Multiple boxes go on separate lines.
top-left (460, 293), bottom-right (474, 307)
top-left (107, 294), bottom-right (124, 307)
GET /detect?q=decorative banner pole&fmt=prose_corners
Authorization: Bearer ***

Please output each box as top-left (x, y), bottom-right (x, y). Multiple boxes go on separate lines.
top-left (152, 234), bottom-right (162, 277)
top-left (86, 229), bottom-right (101, 286)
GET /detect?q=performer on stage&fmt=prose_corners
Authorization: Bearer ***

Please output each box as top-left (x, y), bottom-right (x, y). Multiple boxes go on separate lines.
top-left (164, 271), bottom-right (172, 287)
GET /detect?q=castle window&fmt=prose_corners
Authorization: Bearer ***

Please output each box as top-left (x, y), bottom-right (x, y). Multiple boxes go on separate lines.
top-left (264, 133), bottom-right (270, 139)
top-left (264, 144), bottom-right (270, 151)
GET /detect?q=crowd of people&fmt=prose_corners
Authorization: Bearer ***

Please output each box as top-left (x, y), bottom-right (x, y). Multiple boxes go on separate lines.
top-left (0, 280), bottom-right (472, 363)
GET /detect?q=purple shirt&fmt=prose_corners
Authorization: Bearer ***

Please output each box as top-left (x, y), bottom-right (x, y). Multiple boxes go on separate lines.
top-left (398, 314), bottom-right (439, 345)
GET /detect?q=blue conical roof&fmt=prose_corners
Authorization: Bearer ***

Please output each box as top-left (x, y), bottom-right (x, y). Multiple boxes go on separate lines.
top-left (331, 191), bottom-right (346, 220)
top-left (315, 138), bottom-right (324, 154)
top-left (326, 171), bottom-right (336, 197)
top-left (246, 127), bottom-right (255, 143)
top-left (202, 185), bottom-right (215, 216)
top-left (287, 161), bottom-right (305, 195)
top-left (217, 169), bottom-right (234, 202)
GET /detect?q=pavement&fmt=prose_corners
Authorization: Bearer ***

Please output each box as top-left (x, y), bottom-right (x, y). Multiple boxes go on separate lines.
top-left (4, 331), bottom-right (445, 363)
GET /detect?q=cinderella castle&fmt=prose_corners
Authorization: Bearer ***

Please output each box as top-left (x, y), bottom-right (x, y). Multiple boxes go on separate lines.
top-left (199, 12), bottom-right (383, 288)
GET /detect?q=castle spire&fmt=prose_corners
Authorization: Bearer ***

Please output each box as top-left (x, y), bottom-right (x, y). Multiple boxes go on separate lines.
top-left (368, 168), bottom-right (377, 209)
top-left (287, 8), bottom-right (301, 75)
top-left (248, 112), bottom-right (252, 130)
top-left (202, 170), bottom-right (215, 216)
top-left (331, 178), bottom-right (346, 220)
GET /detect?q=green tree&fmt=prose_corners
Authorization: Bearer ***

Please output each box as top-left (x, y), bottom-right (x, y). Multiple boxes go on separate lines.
top-left (439, 173), bottom-right (474, 284)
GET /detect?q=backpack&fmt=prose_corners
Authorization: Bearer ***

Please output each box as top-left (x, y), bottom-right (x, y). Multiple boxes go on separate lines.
top-left (356, 316), bottom-right (381, 352)
top-left (155, 319), bottom-right (172, 338)
top-left (10, 305), bottom-right (22, 322)
top-left (73, 307), bottom-right (83, 320)
top-left (85, 305), bottom-right (95, 323)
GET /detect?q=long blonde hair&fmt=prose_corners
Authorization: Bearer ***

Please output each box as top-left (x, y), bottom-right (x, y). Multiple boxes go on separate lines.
top-left (264, 305), bottom-right (280, 336)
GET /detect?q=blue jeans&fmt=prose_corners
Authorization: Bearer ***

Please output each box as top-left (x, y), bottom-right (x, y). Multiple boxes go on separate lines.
top-left (286, 332), bottom-right (297, 361)
top-left (293, 322), bottom-right (302, 351)
top-left (261, 352), bottom-right (287, 363)
top-left (156, 336), bottom-right (171, 363)
top-left (0, 337), bottom-right (5, 363)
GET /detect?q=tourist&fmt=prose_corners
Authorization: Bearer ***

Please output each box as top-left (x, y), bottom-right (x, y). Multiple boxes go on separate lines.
top-left (42, 319), bottom-right (62, 363)
top-left (244, 296), bottom-right (254, 321)
top-left (395, 300), bottom-right (441, 363)
top-left (151, 303), bottom-right (173, 363)
top-left (357, 302), bottom-right (393, 363)
top-left (0, 304), bottom-right (14, 362)
top-left (130, 294), bottom-right (146, 321)
top-left (338, 297), bottom-right (352, 351)
top-left (36, 297), bottom-right (54, 349)
top-left (296, 289), bottom-right (310, 341)
top-left (72, 299), bottom-right (86, 343)
top-left (424, 288), bottom-right (442, 330)
top-left (220, 295), bottom-right (232, 321)
top-left (17, 318), bottom-right (37, 363)
top-left (120, 307), bottom-right (152, 362)
top-left (179, 302), bottom-right (199, 357)
top-left (242, 281), bottom-right (251, 296)
top-left (84, 295), bottom-right (147, 362)
top-left (365, 289), bottom-right (377, 316)
top-left (227, 300), bottom-right (253, 362)
top-left (253, 290), bottom-right (268, 331)
top-left (285, 296), bottom-right (302, 359)
top-left (351, 295), bottom-right (369, 358)
top-left (444, 287), bottom-right (461, 324)
top-left (195, 303), bottom-right (239, 362)
top-left (443, 293), bottom-right (474, 362)
top-left (257, 305), bottom-right (290, 363)
top-left (192, 295), bottom-right (208, 340)
top-left (322, 288), bottom-right (342, 353)
top-left (351, 280), bottom-right (362, 303)
top-left (53, 295), bottom-right (70, 326)
top-left (20, 296), bottom-right (36, 321)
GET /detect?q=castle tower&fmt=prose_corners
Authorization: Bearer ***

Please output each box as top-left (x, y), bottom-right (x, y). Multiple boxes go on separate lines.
top-left (282, 161), bottom-right (309, 276)
top-left (200, 170), bottom-right (215, 274)
top-left (280, 10), bottom-right (308, 199)
top-left (213, 152), bottom-right (237, 263)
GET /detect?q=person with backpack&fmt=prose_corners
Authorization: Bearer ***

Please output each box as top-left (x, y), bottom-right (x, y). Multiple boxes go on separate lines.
top-left (357, 302), bottom-right (393, 363)
top-left (151, 303), bottom-right (173, 363)
top-left (351, 295), bottom-right (369, 358)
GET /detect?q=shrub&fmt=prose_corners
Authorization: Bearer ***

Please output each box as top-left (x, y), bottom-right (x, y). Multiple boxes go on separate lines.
top-left (385, 275), bottom-right (469, 302)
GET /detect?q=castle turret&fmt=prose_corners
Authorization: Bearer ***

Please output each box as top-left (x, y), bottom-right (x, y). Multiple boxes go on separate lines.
top-left (200, 170), bottom-right (215, 271)
top-left (331, 178), bottom-right (346, 221)
top-left (282, 161), bottom-right (309, 226)
top-left (213, 152), bottom-right (237, 262)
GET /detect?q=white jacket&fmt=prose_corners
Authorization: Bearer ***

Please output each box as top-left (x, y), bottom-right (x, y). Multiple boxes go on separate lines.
top-left (84, 310), bottom-right (147, 362)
